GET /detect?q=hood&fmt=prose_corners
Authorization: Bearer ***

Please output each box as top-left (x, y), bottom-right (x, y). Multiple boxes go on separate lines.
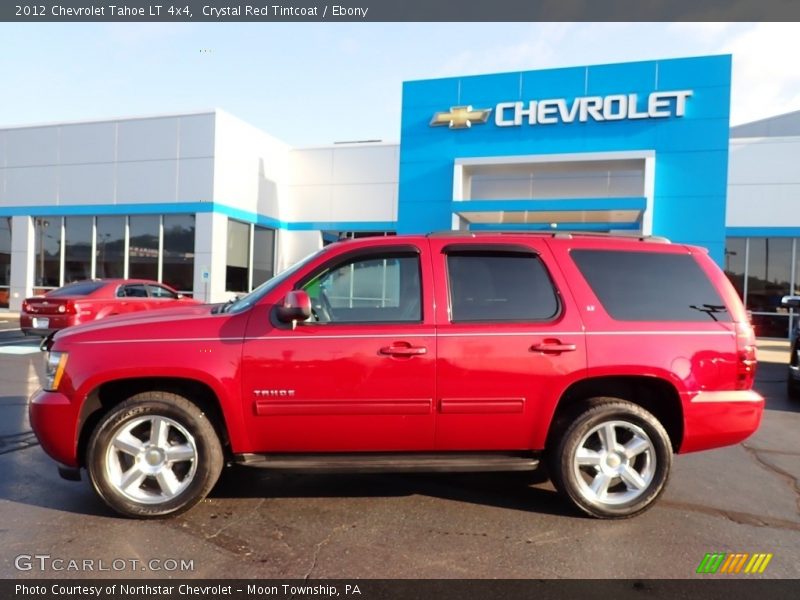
top-left (54, 303), bottom-right (219, 342)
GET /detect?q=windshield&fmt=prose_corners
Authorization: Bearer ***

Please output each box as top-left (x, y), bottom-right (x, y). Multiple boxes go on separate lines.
top-left (222, 248), bottom-right (326, 314)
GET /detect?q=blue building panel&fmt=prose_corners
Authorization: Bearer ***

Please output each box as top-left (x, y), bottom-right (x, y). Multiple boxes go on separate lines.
top-left (398, 55), bottom-right (732, 264)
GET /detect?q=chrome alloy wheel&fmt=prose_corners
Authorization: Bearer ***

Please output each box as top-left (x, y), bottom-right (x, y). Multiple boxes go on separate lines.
top-left (105, 415), bottom-right (198, 504)
top-left (572, 420), bottom-right (656, 507)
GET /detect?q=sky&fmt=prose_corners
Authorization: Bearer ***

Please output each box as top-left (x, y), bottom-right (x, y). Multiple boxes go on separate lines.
top-left (1, 22), bottom-right (799, 146)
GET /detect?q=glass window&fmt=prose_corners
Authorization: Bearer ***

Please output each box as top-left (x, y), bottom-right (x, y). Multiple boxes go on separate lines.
top-left (48, 281), bottom-right (105, 297)
top-left (252, 226), bottom-right (275, 288)
top-left (163, 215), bottom-right (195, 293)
top-left (447, 251), bottom-right (558, 322)
top-left (96, 216), bottom-right (125, 279)
top-left (128, 215), bottom-right (159, 281)
top-left (146, 284), bottom-right (178, 299)
top-left (724, 238), bottom-right (746, 300)
top-left (746, 237), bottom-right (792, 314)
top-left (226, 219), bottom-right (250, 293)
top-left (119, 284), bottom-right (148, 298)
top-left (34, 217), bottom-right (61, 288)
top-left (572, 250), bottom-right (731, 322)
top-left (302, 253), bottom-right (421, 323)
top-left (64, 216), bottom-right (93, 283)
top-left (0, 217), bottom-right (11, 308)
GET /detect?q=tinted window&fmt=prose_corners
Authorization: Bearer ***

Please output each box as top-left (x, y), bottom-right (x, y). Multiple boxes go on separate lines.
top-left (302, 253), bottom-right (421, 323)
top-left (120, 284), bottom-right (148, 298)
top-left (571, 249), bottom-right (731, 322)
top-left (48, 281), bottom-right (106, 297)
top-left (129, 216), bottom-right (159, 281)
top-left (163, 215), bottom-right (195, 293)
top-left (147, 285), bottom-right (177, 299)
top-left (447, 252), bottom-right (559, 322)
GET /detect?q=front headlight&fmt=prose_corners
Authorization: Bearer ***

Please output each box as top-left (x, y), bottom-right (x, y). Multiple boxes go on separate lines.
top-left (43, 351), bottom-right (68, 391)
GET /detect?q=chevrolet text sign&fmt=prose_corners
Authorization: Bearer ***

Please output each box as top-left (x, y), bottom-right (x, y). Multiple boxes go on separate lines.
top-left (431, 90), bottom-right (693, 129)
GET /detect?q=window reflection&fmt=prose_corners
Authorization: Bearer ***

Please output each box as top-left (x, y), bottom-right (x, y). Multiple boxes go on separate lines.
top-left (34, 217), bottom-right (61, 288)
top-left (0, 217), bottom-right (10, 308)
top-left (96, 216), bottom-right (125, 279)
top-left (163, 215), bottom-right (195, 292)
top-left (64, 217), bottom-right (93, 283)
top-left (129, 215), bottom-right (160, 281)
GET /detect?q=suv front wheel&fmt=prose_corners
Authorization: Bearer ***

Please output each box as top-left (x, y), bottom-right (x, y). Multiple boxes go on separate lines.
top-left (549, 398), bottom-right (672, 519)
top-left (87, 392), bottom-right (224, 518)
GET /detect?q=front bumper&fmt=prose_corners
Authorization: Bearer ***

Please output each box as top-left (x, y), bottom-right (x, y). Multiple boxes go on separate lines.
top-left (29, 389), bottom-right (80, 467)
top-left (680, 390), bottom-right (765, 453)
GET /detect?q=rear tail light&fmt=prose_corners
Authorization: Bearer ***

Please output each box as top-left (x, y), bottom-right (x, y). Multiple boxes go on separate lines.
top-left (735, 321), bottom-right (757, 390)
top-left (57, 301), bottom-right (77, 315)
top-left (22, 301), bottom-right (30, 312)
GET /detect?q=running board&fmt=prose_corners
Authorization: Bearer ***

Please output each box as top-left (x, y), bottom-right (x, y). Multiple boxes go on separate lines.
top-left (233, 452), bottom-right (539, 473)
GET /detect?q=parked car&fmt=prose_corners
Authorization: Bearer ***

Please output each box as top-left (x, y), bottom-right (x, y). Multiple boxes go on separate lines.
top-left (30, 233), bottom-right (763, 519)
top-left (780, 295), bottom-right (800, 398)
top-left (21, 279), bottom-right (198, 336)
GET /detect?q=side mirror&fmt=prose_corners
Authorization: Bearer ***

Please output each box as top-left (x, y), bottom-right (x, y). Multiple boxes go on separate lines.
top-left (176, 293), bottom-right (184, 299)
top-left (781, 295), bottom-right (800, 309)
top-left (276, 290), bottom-right (312, 324)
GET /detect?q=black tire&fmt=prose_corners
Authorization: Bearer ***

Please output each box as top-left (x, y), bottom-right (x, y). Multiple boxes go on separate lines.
top-left (87, 391), bottom-right (223, 519)
top-left (548, 398), bottom-right (672, 519)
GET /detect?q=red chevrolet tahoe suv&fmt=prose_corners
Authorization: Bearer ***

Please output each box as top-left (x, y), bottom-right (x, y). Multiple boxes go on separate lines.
top-left (29, 233), bottom-right (764, 519)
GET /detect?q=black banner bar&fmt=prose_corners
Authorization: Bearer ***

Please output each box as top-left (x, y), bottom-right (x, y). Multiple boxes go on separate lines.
top-left (5, 580), bottom-right (800, 600)
top-left (3, 0), bottom-right (800, 22)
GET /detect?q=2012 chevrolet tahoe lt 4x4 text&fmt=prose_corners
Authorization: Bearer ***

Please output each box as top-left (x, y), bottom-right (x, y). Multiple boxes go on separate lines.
top-left (29, 232), bottom-right (764, 519)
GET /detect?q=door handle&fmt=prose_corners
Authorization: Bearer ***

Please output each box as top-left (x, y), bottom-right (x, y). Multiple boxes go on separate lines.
top-left (379, 343), bottom-right (427, 357)
top-left (529, 340), bottom-right (577, 354)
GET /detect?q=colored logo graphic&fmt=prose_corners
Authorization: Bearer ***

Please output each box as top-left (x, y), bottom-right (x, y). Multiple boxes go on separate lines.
top-left (696, 553), bottom-right (773, 574)
top-left (430, 106), bottom-right (492, 129)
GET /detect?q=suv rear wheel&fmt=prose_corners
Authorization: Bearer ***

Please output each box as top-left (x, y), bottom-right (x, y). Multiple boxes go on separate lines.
top-left (549, 398), bottom-right (672, 519)
top-left (87, 392), bottom-right (223, 518)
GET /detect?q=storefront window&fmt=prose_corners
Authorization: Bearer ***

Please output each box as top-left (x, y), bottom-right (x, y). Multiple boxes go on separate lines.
top-left (0, 218), bottom-right (11, 308)
top-left (128, 215), bottom-right (160, 281)
top-left (34, 216), bottom-right (61, 288)
top-left (163, 215), bottom-right (195, 293)
top-left (724, 238), bottom-right (746, 299)
top-left (226, 219), bottom-right (250, 293)
top-left (252, 226), bottom-right (275, 288)
top-left (746, 238), bottom-right (792, 313)
top-left (96, 216), bottom-right (125, 279)
top-left (64, 217), bottom-right (93, 283)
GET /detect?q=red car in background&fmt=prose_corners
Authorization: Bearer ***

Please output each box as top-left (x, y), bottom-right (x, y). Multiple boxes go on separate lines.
top-left (21, 279), bottom-right (198, 336)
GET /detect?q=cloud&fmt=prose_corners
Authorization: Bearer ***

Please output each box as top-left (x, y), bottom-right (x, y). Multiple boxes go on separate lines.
top-left (722, 23), bottom-right (800, 124)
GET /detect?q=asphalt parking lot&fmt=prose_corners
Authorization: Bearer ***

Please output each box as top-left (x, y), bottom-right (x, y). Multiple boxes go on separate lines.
top-left (0, 316), bottom-right (798, 579)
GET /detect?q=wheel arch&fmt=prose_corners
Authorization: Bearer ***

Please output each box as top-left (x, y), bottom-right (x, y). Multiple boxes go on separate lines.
top-left (77, 377), bottom-right (231, 467)
top-left (545, 375), bottom-right (684, 453)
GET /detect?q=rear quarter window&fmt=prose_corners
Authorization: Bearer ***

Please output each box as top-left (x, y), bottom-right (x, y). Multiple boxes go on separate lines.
top-left (571, 249), bottom-right (731, 322)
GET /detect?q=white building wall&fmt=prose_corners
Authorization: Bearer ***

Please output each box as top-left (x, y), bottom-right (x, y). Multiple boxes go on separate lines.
top-left (726, 136), bottom-right (800, 228)
top-left (8, 216), bottom-right (34, 311)
top-left (0, 112), bottom-right (216, 208)
top-left (193, 212), bottom-right (228, 304)
top-left (213, 110), bottom-right (290, 218)
top-left (288, 143), bottom-right (399, 224)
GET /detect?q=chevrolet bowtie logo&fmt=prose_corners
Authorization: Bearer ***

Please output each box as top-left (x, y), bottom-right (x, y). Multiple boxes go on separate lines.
top-left (430, 105), bottom-right (492, 129)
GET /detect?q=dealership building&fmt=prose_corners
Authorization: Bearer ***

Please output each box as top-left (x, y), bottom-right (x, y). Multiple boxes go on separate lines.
top-left (1, 54), bottom-right (800, 336)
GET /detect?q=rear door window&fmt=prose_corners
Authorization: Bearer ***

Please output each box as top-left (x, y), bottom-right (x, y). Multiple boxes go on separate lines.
top-left (118, 284), bottom-right (148, 298)
top-left (446, 251), bottom-right (559, 322)
top-left (571, 249), bottom-right (731, 322)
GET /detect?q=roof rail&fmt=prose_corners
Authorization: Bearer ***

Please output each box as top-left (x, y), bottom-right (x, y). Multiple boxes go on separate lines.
top-left (426, 230), bottom-right (671, 243)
